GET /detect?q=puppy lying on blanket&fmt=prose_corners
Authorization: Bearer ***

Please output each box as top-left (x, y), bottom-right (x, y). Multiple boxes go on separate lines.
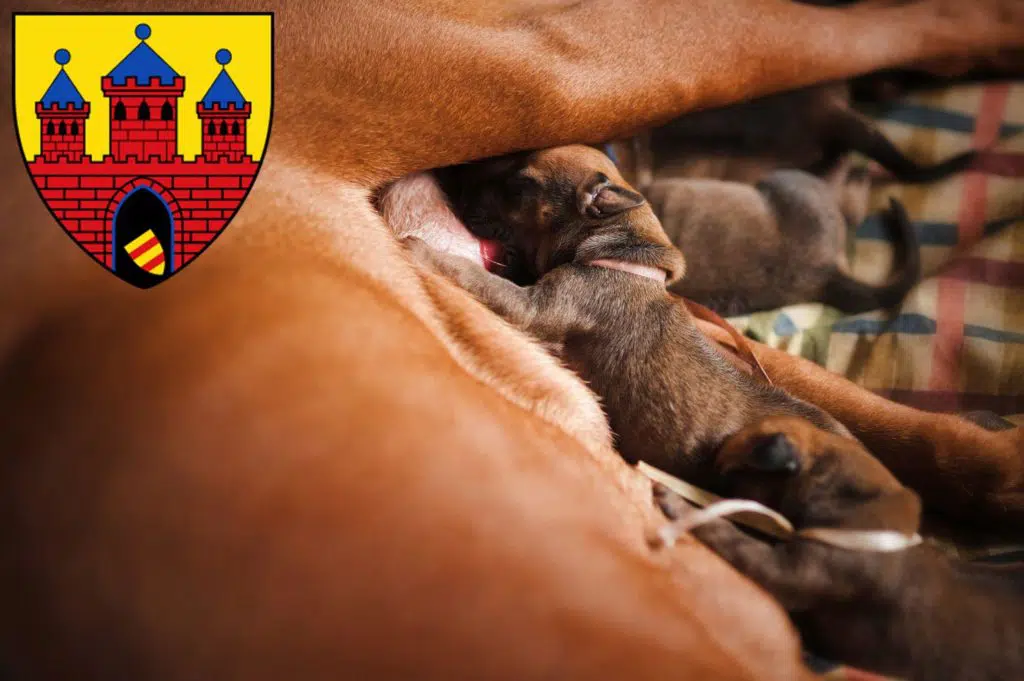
top-left (403, 145), bottom-right (846, 483)
top-left (646, 163), bottom-right (921, 316)
top-left (659, 416), bottom-right (1024, 681)
top-left (627, 82), bottom-right (976, 187)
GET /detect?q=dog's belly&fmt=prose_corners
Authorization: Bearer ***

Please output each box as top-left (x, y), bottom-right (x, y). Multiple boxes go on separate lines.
top-left (0, 157), bottom-right (809, 679)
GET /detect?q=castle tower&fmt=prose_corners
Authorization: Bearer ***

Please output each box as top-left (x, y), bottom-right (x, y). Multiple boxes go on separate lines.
top-left (35, 49), bottom-right (90, 163)
top-left (101, 23), bottom-right (185, 163)
top-left (197, 49), bottom-right (252, 163)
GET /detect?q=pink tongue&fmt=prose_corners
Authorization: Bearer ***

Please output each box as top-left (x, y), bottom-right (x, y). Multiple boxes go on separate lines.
top-left (479, 239), bottom-right (506, 272)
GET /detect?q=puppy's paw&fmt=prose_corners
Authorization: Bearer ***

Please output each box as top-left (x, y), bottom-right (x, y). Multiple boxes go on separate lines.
top-left (749, 433), bottom-right (801, 473)
top-left (690, 518), bottom-right (762, 561)
top-left (716, 418), bottom-right (813, 477)
top-left (402, 236), bottom-right (483, 293)
top-left (652, 482), bottom-right (694, 520)
top-left (401, 235), bottom-right (434, 259)
top-left (402, 236), bottom-right (450, 274)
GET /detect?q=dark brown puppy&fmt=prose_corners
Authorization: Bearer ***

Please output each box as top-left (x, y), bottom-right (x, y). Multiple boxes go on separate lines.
top-left (670, 417), bottom-right (1024, 681)
top-left (646, 165), bottom-right (921, 316)
top-left (406, 145), bottom-right (847, 483)
top-left (642, 82), bottom-right (975, 185)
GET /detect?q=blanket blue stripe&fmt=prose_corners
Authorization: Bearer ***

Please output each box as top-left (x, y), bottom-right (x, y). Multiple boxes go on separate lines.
top-left (877, 103), bottom-right (1024, 139)
top-left (855, 215), bottom-right (1022, 246)
top-left (831, 313), bottom-right (1024, 344)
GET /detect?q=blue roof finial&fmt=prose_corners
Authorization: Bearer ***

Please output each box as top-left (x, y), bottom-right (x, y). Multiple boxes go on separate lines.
top-left (201, 49), bottom-right (247, 108)
top-left (40, 51), bottom-right (86, 108)
top-left (106, 23), bottom-right (180, 86)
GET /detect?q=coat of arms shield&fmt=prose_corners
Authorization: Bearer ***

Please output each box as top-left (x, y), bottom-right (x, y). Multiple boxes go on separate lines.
top-left (13, 13), bottom-right (273, 288)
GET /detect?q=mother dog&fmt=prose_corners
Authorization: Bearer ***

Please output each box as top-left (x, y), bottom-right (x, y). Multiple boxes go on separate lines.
top-left (1, 1), bottom-right (1023, 679)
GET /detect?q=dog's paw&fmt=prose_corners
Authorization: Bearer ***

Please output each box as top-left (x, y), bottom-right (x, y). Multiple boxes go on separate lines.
top-left (402, 236), bottom-right (445, 270)
top-left (401, 235), bottom-right (431, 254)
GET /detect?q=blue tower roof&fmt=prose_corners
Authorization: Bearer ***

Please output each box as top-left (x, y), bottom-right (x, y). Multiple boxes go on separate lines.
top-left (40, 69), bottom-right (86, 108)
top-left (106, 41), bottom-right (180, 86)
top-left (201, 70), bottom-right (247, 108)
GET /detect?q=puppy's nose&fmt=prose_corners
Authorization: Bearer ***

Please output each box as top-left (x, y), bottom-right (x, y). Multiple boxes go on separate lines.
top-left (749, 433), bottom-right (800, 473)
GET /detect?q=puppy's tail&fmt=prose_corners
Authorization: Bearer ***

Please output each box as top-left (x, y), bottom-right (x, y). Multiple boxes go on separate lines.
top-left (833, 109), bottom-right (976, 183)
top-left (822, 198), bottom-right (921, 314)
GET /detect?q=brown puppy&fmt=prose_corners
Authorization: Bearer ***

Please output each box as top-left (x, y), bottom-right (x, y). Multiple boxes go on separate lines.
top-left (646, 164), bottom-right (920, 315)
top-left (668, 417), bottom-right (1024, 681)
top-left (406, 145), bottom-right (847, 483)
top-left (630, 82), bottom-right (975, 187)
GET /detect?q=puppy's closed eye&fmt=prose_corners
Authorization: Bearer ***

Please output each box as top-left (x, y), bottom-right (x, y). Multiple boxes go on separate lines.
top-left (747, 433), bottom-right (801, 473)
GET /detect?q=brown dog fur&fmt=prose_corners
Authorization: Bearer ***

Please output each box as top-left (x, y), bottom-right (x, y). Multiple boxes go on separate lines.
top-left (3, 1), bottom-right (1024, 679)
top-left (664, 417), bottom-right (1024, 681)
top-left (405, 145), bottom-right (848, 483)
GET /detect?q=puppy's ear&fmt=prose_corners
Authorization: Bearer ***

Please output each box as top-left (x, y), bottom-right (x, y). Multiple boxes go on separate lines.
top-left (748, 433), bottom-right (801, 474)
top-left (577, 173), bottom-right (645, 219)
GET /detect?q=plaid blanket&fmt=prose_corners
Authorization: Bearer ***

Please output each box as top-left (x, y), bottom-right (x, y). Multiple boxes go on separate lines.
top-left (728, 81), bottom-right (1024, 419)
top-left (727, 81), bottom-right (1024, 681)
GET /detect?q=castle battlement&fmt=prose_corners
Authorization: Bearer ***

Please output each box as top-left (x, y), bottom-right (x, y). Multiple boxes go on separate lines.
top-left (101, 75), bottom-right (186, 94)
top-left (27, 155), bottom-right (259, 172)
top-left (35, 101), bottom-right (90, 115)
top-left (196, 101), bottom-right (253, 115)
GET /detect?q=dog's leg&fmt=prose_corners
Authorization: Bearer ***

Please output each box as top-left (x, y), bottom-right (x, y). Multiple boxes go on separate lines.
top-left (409, 242), bottom-right (582, 349)
top-left (826, 107), bottom-right (977, 182)
top-left (405, 240), bottom-right (540, 329)
top-left (656, 486), bottom-right (855, 611)
top-left (689, 521), bottom-right (854, 611)
top-left (268, 0), bottom-right (1024, 182)
top-left (735, 339), bottom-right (1024, 525)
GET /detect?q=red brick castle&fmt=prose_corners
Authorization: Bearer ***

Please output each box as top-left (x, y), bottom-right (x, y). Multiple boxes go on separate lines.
top-left (26, 23), bottom-right (261, 287)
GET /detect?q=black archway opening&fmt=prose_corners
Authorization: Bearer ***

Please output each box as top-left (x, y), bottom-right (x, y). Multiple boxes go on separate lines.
top-left (112, 187), bottom-right (174, 289)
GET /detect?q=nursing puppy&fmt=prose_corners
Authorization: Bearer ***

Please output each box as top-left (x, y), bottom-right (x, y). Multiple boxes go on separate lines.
top-left (405, 145), bottom-right (846, 482)
top-left (646, 165), bottom-right (921, 316)
top-left (665, 417), bottom-right (1024, 681)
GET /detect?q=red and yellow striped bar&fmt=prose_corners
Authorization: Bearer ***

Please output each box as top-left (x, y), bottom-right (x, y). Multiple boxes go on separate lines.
top-left (123, 229), bottom-right (166, 275)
